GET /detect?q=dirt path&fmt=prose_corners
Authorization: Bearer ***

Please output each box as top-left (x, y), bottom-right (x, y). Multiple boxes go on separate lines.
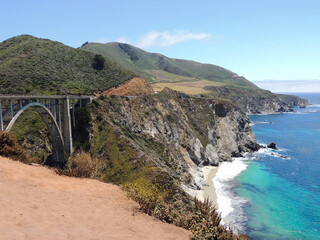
top-left (0, 157), bottom-right (189, 240)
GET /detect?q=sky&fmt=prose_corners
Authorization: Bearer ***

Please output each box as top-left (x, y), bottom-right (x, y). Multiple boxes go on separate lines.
top-left (1, 0), bottom-right (320, 90)
top-left (253, 80), bottom-right (320, 93)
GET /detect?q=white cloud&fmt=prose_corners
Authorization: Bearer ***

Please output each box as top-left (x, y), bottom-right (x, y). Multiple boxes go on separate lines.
top-left (136, 30), bottom-right (212, 48)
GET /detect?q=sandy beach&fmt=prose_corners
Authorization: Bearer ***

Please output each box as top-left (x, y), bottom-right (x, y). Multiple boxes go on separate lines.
top-left (0, 156), bottom-right (189, 240)
top-left (198, 166), bottom-right (219, 208)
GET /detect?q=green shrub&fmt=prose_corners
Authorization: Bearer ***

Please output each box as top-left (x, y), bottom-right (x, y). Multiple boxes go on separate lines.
top-left (189, 198), bottom-right (238, 240)
top-left (166, 113), bottom-right (175, 123)
top-left (92, 54), bottom-right (105, 70)
top-left (124, 177), bottom-right (167, 215)
top-left (98, 95), bottom-right (105, 100)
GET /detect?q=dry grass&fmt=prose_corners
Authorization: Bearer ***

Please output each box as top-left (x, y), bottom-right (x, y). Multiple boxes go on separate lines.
top-left (60, 152), bottom-right (100, 178)
top-left (152, 80), bottom-right (225, 95)
top-left (0, 131), bottom-right (31, 163)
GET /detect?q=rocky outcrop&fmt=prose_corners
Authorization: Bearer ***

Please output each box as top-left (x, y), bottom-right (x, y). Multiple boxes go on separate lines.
top-left (204, 86), bottom-right (309, 115)
top-left (103, 77), bottom-right (154, 96)
top-left (267, 142), bottom-right (278, 150)
top-left (278, 94), bottom-right (309, 109)
top-left (90, 88), bottom-right (259, 192)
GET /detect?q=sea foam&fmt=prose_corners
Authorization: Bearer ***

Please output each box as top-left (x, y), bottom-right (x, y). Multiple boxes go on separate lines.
top-left (213, 158), bottom-right (249, 233)
top-left (213, 144), bottom-right (293, 234)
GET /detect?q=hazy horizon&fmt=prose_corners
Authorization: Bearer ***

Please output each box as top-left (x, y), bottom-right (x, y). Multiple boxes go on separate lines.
top-left (253, 80), bottom-right (320, 93)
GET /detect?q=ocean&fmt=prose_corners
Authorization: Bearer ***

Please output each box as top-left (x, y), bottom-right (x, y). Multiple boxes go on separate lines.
top-left (213, 93), bottom-right (320, 240)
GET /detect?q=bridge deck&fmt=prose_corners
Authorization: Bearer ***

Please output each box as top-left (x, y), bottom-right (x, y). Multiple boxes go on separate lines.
top-left (0, 95), bottom-right (94, 100)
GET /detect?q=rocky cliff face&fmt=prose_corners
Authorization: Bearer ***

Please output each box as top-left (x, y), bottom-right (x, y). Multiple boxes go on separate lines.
top-left (90, 88), bottom-right (259, 193)
top-left (205, 86), bottom-right (309, 115)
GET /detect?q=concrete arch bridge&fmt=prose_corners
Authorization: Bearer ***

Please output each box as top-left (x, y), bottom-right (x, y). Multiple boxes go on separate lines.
top-left (0, 95), bottom-right (93, 162)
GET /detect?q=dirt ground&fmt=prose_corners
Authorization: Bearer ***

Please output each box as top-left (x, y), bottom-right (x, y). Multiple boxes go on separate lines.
top-left (0, 157), bottom-right (189, 240)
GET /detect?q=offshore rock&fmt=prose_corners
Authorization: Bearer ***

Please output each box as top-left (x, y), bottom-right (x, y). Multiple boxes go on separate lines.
top-left (267, 142), bottom-right (278, 150)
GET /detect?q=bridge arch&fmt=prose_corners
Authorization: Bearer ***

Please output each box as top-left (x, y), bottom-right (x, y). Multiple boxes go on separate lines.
top-left (5, 102), bottom-right (66, 162)
top-left (0, 95), bottom-right (93, 162)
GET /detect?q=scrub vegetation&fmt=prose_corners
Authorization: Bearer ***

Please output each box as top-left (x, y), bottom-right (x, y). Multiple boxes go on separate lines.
top-left (0, 35), bottom-right (136, 95)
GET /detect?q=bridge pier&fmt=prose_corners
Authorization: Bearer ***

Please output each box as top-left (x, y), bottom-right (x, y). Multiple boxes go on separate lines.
top-left (62, 97), bottom-right (73, 156)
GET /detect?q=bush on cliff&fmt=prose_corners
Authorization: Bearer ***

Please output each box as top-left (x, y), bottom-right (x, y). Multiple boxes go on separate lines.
top-left (124, 180), bottom-right (241, 240)
top-left (189, 198), bottom-right (238, 240)
top-left (0, 131), bottom-right (31, 163)
top-left (59, 151), bottom-right (100, 178)
top-left (125, 177), bottom-right (168, 215)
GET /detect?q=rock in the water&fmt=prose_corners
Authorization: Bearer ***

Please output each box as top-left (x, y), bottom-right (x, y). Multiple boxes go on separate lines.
top-left (267, 142), bottom-right (278, 150)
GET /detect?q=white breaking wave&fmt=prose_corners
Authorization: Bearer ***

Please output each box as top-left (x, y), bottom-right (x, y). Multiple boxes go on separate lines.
top-left (307, 104), bottom-right (320, 107)
top-left (213, 158), bottom-right (249, 233)
top-left (212, 144), bottom-right (293, 233)
top-left (256, 146), bottom-right (291, 159)
top-left (250, 121), bottom-right (273, 126)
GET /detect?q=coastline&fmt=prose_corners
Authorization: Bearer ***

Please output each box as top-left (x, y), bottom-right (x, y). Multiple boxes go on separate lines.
top-left (198, 166), bottom-right (219, 207)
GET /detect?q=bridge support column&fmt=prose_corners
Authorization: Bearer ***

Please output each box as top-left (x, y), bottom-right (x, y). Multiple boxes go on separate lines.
top-left (10, 100), bottom-right (13, 119)
top-left (62, 97), bottom-right (73, 157)
top-left (49, 123), bottom-right (65, 162)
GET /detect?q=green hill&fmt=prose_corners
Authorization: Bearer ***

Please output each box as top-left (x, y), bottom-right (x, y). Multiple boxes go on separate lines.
top-left (0, 35), bottom-right (136, 95)
top-left (81, 42), bottom-right (258, 88)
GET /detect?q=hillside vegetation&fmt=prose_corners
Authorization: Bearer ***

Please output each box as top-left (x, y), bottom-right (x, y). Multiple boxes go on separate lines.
top-left (0, 35), bottom-right (136, 95)
top-left (81, 42), bottom-right (258, 88)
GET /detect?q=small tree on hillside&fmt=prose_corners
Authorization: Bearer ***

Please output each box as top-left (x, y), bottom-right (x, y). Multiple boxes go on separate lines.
top-left (92, 54), bottom-right (105, 70)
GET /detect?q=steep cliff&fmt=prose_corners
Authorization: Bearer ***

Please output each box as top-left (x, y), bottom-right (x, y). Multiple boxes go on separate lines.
top-left (89, 88), bottom-right (259, 194)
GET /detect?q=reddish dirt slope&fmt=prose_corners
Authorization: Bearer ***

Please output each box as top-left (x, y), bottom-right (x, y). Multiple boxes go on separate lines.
top-left (103, 77), bottom-right (155, 96)
top-left (0, 157), bottom-right (189, 240)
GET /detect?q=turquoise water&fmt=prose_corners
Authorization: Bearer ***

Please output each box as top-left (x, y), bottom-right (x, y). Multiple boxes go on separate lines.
top-left (234, 93), bottom-right (320, 239)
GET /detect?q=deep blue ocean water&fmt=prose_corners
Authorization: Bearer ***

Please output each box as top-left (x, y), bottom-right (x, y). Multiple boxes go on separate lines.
top-left (214, 93), bottom-right (320, 240)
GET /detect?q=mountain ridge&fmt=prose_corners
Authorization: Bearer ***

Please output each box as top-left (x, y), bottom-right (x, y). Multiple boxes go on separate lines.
top-left (81, 41), bottom-right (309, 114)
top-left (81, 42), bottom-right (258, 88)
